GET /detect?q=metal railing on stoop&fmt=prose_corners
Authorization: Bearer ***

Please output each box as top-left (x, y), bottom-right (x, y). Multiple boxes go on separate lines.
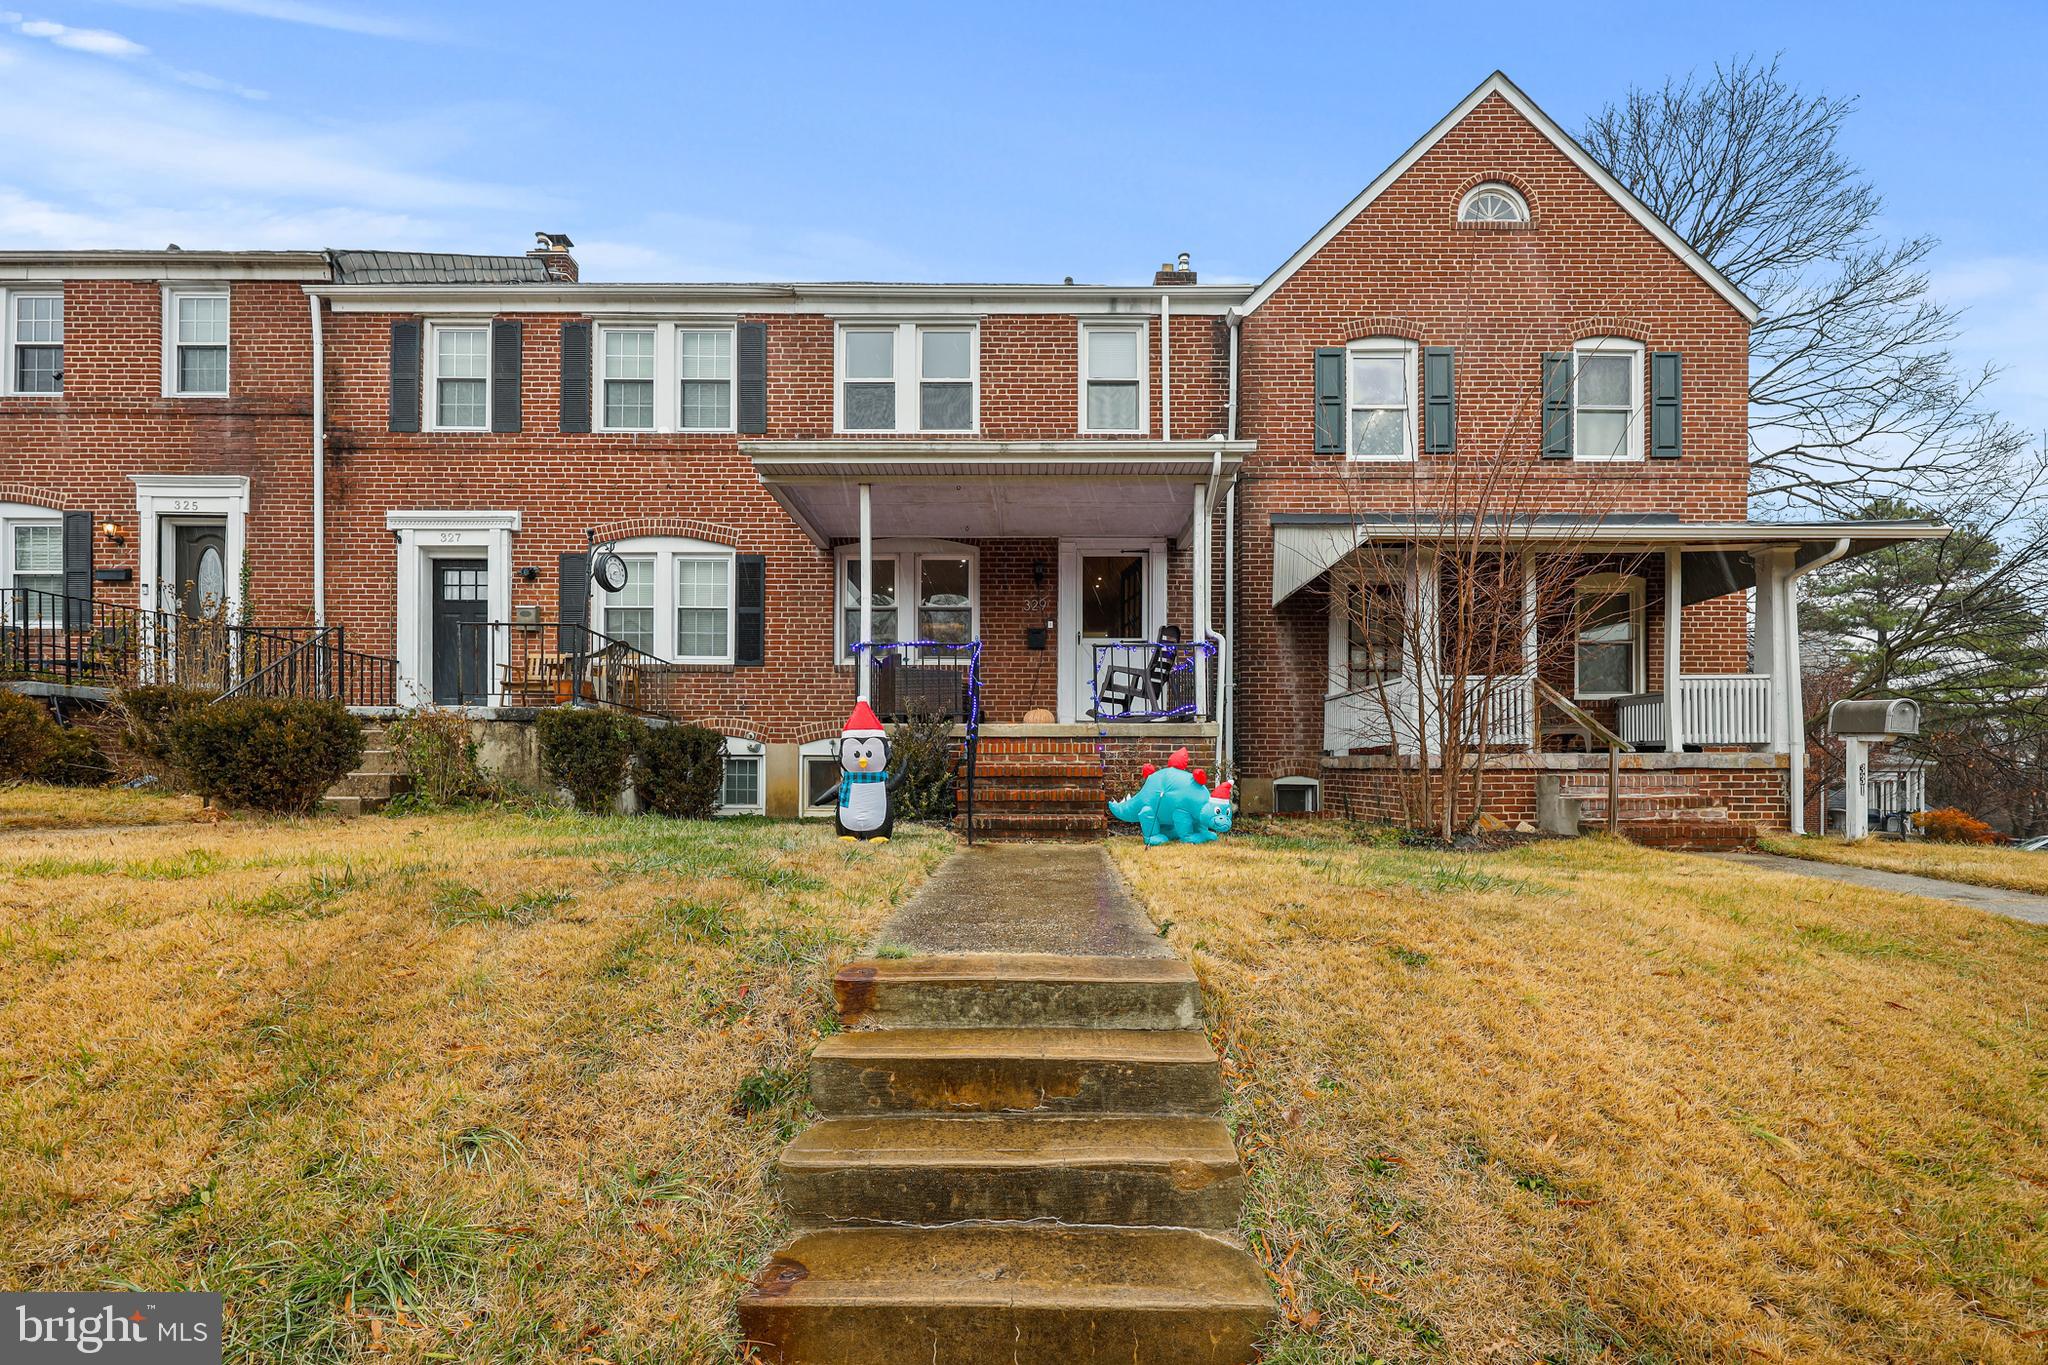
top-left (849, 640), bottom-right (983, 845)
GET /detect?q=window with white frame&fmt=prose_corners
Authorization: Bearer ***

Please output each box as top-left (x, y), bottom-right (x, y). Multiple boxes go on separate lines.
top-left (1273, 776), bottom-right (1320, 814)
top-left (591, 324), bottom-right (736, 433)
top-left (601, 327), bottom-right (656, 429)
top-left (430, 324), bottom-right (489, 430)
top-left (1080, 323), bottom-right (1144, 433)
top-left (1347, 338), bottom-right (1417, 461)
top-left (1574, 575), bottom-right (1643, 699)
top-left (7, 292), bottom-right (63, 394)
top-left (1459, 182), bottom-right (1529, 224)
top-left (835, 542), bottom-right (977, 658)
top-left (592, 538), bottom-right (735, 664)
top-left (1573, 339), bottom-right (1642, 461)
top-left (719, 736), bottom-right (765, 814)
top-left (7, 518), bottom-right (63, 626)
top-left (166, 289), bottom-right (229, 397)
top-left (837, 323), bottom-right (977, 433)
top-left (800, 741), bottom-right (842, 818)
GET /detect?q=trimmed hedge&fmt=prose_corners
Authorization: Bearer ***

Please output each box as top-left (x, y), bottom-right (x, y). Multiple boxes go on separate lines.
top-left (167, 697), bottom-right (365, 814)
top-left (638, 723), bottom-right (726, 819)
top-left (536, 707), bottom-right (642, 814)
top-left (116, 685), bottom-right (216, 774)
top-left (38, 723), bottom-right (114, 787)
top-left (0, 690), bottom-right (58, 782)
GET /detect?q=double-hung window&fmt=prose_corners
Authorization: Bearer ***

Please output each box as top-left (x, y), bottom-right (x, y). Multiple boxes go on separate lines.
top-left (592, 538), bottom-right (735, 664)
top-left (1573, 340), bottom-right (1642, 460)
top-left (837, 323), bottom-right (977, 433)
top-left (7, 293), bottom-right (62, 394)
top-left (8, 521), bottom-right (63, 626)
top-left (592, 324), bottom-right (735, 432)
top-left (835, 542), bottom-right (977, 659)
top-left (430, 324), bottom-right (489, 430)
top-left (719, 737), bottom-right (765, 814)
top-left (165, 289), bottom-right (229, 397)
top-left (1575, 575), bottom-right (1643, 699)
top-left (1346, 339), bottom-right (1416, 461)
top-left (602, 327), bottom-right (656, 429)
top-left (840, 555), bottom-right (898, 651)
top-left (1080, 323), bottom-right (1144, 433)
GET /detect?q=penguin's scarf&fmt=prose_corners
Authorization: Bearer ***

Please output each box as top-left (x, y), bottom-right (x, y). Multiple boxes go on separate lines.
top-left (839, 769), bottom-right (888, 805)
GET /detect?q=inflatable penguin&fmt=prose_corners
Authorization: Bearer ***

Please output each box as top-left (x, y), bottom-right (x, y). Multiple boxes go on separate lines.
top-left (835, 699), bottom-right (899, 841)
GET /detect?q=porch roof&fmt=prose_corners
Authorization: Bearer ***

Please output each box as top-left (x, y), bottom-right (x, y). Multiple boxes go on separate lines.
top-left (746, 440), bottom-right (1251, 543)
top-left (1269, 514), bottom-right (1948, 605)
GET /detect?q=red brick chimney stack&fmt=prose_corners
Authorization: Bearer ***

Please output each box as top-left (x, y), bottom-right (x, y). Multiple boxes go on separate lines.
top-left (1152, 251), bottom-right (1197, 286)
top-left (529, 231), bottom-right (579, 283)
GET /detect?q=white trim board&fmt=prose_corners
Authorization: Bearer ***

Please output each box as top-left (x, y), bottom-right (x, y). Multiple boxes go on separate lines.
top-left (129, 474), bottom-right (249, 617)
top-left (1239, 71), bottom-right (1760, 322)
top-left (385, 509), bottom-right (521, 706)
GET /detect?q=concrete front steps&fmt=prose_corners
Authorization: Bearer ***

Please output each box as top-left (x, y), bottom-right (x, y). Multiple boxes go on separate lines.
top-left (740, 950), bottom-right (1271, 1363)
top-left (320, 725), bottom-right (410, 816)
top-left (1560, 771), bottom-right (1758, 850)
top-left (956, 738), bottom-right (1107, 842)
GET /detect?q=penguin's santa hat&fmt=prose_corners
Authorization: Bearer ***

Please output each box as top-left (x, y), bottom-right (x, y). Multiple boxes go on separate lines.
top-left (843, 699), bottom-right (885, 738)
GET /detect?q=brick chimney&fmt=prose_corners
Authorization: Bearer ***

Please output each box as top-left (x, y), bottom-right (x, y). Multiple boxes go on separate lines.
top-left (528, 231), bottom-right (579, 283)
top-left (1152, 251), bottom-right (1197, 286)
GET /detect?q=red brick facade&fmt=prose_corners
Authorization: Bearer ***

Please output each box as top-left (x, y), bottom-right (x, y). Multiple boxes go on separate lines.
top-left (1, 78), bottom-right (1791, 826)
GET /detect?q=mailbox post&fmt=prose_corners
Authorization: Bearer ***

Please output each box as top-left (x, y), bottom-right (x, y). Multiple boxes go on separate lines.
top-left (1826, 699), bottom-right (1921, 839)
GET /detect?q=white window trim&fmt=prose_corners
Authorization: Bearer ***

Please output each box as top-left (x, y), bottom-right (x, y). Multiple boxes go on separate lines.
top-left (1, 502), bottom-right (64, 627)
top-left (1344, 337), bottom-right (1418, 463)
top-left (1574, 572), bottom-right (1645, 700)
top-left (833, 321), bottom-right (980, 434)
top-left (383, 508), bottom-right (519, 708)
top-left (2, 289), bottom-right (63, 397)
top-left (717, 735), bottom-right (766, 815)
top-left (591, 322), bottom-right (738, 434)
top-left (1458, 182), bottom-right (1530, 224)
top-left (1077, 319), bottom-right (1150, 435)
top-left (798, 739), bottom-right (842, 819)
top-left (424, 320), bottom-right (492, 432)
top-left (1272, 775), bottom-right (1321, 814)
top-left (1572, 338), bottom-right (1644, 462)
top-left (834, 538), bottom-right (979, 662)
top-left (160, 285), bottom-right (231, 398)
top-left (593, 535), bottom-right (737, 666)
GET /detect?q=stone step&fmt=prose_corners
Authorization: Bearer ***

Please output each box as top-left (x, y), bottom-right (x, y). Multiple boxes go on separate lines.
top-left (354, 745), bottom-right (404, 776)
top-left (966, 789), bottom-right (1108, 813)
top-left (955, 811), bottom-right (1107, 842)
top-left (328, 770), bottom-right (408, 801)
top-left (811, 1027), bottom-right (1224, 1117)
top-left (738, 1225), bottom-right (1270, 1365)
top-left (781, 1115), bottom-right (1243, 1231)
top-left (320, 794), bottom-right (365, 817)
top-left (836, 955), bottom-right (1199, 1031)
top-left (961, 759), bottom-right (1106, 780)
top-left (1615, 818), bottom-right (1757, 852)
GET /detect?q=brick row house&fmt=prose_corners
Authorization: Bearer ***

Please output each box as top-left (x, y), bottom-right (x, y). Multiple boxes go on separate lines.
top-left (0, 73), bottom-right (1941, 835)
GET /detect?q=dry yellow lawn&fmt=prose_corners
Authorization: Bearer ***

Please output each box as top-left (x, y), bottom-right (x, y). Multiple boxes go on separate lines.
top-left (1113, 827), bottom-right (2048, 1365)
top-left (0, 804), bottom-right (947, 1363)
top-left (0, 781), bottom-right (204, 830)
top-left (1762, 833), bottom-right (2048, 897)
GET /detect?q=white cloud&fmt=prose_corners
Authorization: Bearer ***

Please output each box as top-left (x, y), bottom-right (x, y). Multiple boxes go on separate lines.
top-left (101, 0), bottom-right (434, 40)
top-left (12, 16), bottom-right (147, 56)
top-left (1931, 253), bottom-right (2048, 440)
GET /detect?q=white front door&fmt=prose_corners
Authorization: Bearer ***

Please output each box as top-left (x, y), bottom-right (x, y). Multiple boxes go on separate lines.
top-left (1059, 539), bottom-right (1165, 722)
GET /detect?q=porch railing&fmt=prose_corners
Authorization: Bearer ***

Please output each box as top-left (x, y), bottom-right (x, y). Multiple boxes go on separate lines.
top-left (0, 588), bottom-right (334, 696)
top-left (1086, 640), bottom-right (1217, 722)
top-left (451, 620), bottom-right (664, 715)
top-left (1322, 671), bottom-right (1531, 753)
top-left (852, 640), bottom-right (983, 843)
top-left (1616, 674), bottom-right (1771, 748)
top-left (216, 625), bottom-right (398, 707)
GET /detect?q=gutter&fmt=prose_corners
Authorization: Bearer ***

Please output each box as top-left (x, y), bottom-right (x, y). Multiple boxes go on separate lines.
top-left (1781, 537), bottom-right (1851, 833)
top-left (308, 288), bottom-right (327, 627)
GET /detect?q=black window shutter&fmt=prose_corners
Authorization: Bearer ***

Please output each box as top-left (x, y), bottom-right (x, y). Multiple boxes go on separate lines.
top-left (1423, 346), bottom-right (1456, 454)
top-left (388, 319), bottom-right (421, 433)
top-left (734, 554), bottom-right (765, 666)
top-left (490, 319), bottom-right (523, 433)
top-left (1541, 352), bottom-right (1573, 459)
top-left (1650, 351), bottom-right (1682, 459)
top-left (62, 510), bottom-right (92, 626)
top-left (557, 552), bottom-right (588, 652)
top-left (1313, 346), bottom-right (1345, 453)
top-left (559, 321), bottom-right (592, 434)
top-left (737, 321), bottom-right (768, 435)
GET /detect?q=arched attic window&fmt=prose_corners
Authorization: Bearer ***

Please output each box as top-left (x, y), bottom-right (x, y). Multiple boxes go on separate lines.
top-left (1458, 183), bottom-right (1530, 224)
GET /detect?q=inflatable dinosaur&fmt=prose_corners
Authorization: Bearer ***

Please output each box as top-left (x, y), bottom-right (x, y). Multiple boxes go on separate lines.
top-left (1108, 747), bottom-right (1235, 846)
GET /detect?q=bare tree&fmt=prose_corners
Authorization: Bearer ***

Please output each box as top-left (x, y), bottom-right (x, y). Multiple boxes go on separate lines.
top-left (1583, 56), bottom-right (2029, 513)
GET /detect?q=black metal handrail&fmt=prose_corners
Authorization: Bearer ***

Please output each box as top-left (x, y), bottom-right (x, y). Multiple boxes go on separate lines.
top-left (850, 640), bottom-right (983, 843)
top-left (213, 625), bottom-right (399, 708)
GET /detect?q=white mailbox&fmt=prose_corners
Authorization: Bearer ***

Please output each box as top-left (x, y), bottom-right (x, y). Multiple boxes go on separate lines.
top-left (1826, 697), bottom-right (1921, 839)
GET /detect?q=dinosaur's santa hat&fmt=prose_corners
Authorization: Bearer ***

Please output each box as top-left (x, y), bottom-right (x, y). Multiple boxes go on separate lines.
top-left (843, 699), bottom-right (885, 738)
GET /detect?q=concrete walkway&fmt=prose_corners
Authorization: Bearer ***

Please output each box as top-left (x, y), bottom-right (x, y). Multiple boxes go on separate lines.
top-left (875, 843), bottom-right (1176, 957)
top-left (1713, 851), bottom-right (2048, 926)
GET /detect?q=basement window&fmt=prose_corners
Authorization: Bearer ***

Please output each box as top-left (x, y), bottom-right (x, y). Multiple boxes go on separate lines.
top-left (1273, 775), bottom-right (1320, 815)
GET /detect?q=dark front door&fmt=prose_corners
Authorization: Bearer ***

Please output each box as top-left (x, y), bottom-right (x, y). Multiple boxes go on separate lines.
top-left (431, 559), bottom-right (489, 704)
top-left (172, 523), bottom-right (228, 620)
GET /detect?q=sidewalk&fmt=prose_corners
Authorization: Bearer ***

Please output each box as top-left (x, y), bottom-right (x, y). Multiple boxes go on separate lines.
top-left (1712, 851), bottom-right (2048, 926)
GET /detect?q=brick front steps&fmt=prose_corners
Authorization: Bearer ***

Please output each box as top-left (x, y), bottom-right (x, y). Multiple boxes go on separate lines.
top-left (739, 849), bottom-right (1271, 1363)
top-left (956, 737), bottom-right (1106, 842)
top-left (321, 725), bottom-right (409, 817)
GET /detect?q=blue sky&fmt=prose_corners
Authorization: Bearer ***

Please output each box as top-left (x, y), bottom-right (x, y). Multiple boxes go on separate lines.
top-left (2, 0), bottom-right (2044, 435)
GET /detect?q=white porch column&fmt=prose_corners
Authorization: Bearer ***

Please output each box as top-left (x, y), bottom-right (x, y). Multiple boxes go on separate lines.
top-left (1663, 547), bottom-right (1685, 752)
top-left (1749, 547), bottom-right (1796, 753)
top-left (1411, 547), bottom-right (1440, 758)
top-left (1192, 479), bottom-right (1209, 716)
top-left (857, 482), bottom-right (873, 701)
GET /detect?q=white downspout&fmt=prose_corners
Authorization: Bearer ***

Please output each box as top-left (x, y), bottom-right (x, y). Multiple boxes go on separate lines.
top-left (1225, 309), bottom-right (1240, 442)
top-left (1782, 537), bottom-right (1851, 834)
top-left (1160, 291), bottom-right (1172, 441)
top-left (1221, 311), bottom-right (1240, 777)
top-left (858, 482), bottom-right (873, 701)
top-left (308, 291), bottom-right (326, 627)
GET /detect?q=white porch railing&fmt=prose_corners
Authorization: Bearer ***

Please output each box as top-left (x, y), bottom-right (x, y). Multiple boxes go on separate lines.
top-left (1616, 674), bottom-right (1772, 748)
top-left (1323, 673), bottom-right (1533, 753)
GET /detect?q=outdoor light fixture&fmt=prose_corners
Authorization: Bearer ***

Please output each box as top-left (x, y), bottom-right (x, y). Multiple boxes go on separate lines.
top-left (1032, 559), bottom-right (1047, 586)
top-left (99, 521), bottom-right (126, 545)
top-left (517, 566), bottom-right (540, 583)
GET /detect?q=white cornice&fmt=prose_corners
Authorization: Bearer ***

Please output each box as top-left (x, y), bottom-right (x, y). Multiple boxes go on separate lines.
top-left (315, 281), bottom-right (1250, 317)
top-left (2, 252), bottom-right (328, 282)
top-left (384, 509), bottom-right (523, 532)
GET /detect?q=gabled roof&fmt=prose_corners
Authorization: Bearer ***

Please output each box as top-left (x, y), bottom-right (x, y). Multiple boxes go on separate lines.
top-left (1240, 71), bottom-right (1761, 322)
top-left (328, 250), bottom-right (550, 285)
